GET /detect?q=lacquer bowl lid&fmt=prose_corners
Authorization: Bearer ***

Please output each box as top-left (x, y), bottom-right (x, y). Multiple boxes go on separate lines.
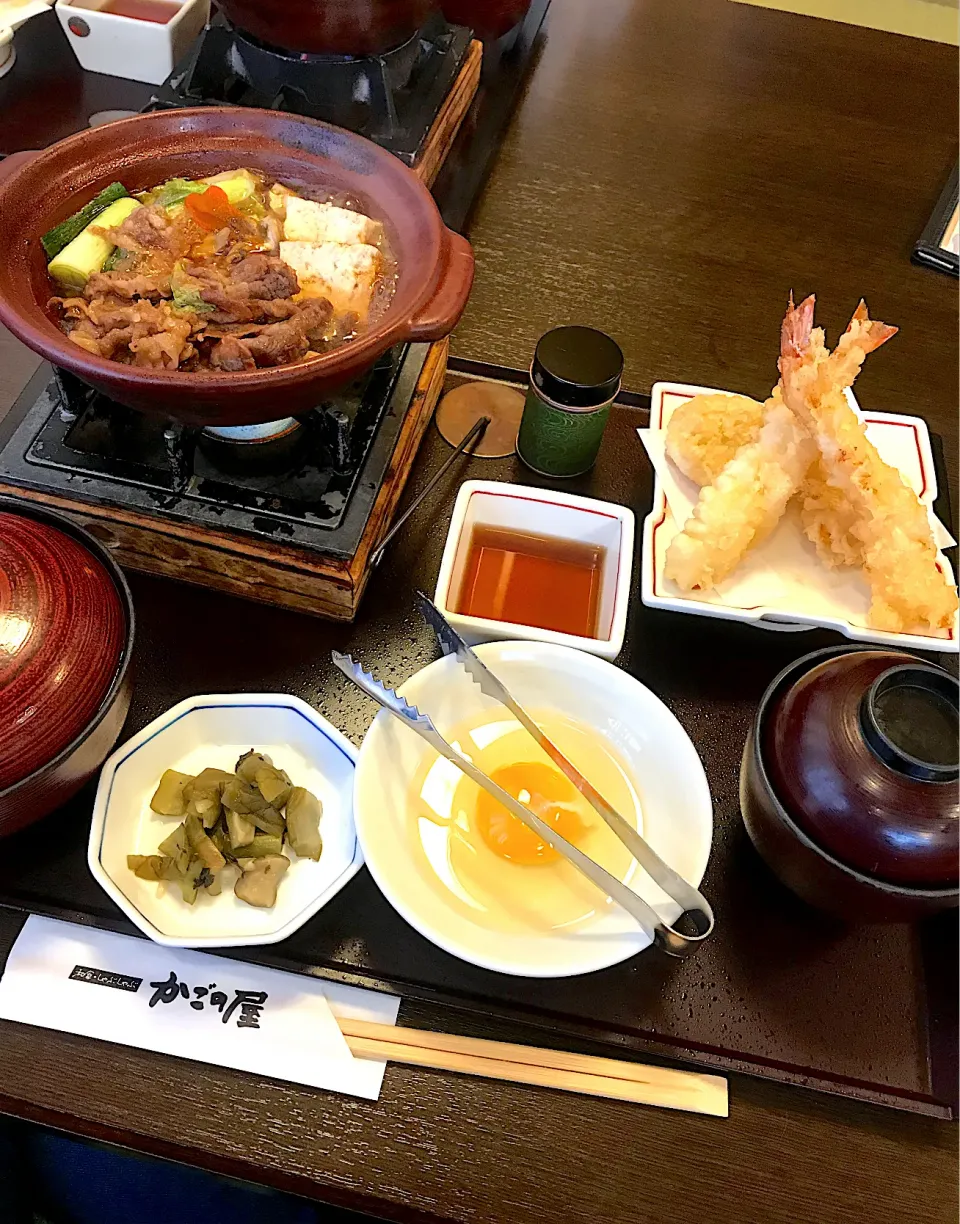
top-left (0, 508), bottom-right (126, 790)
top-left (762, 649), bottom-right (959, 888)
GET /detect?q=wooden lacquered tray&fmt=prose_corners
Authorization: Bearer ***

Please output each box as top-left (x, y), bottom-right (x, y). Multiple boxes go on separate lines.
top-left (0, 361), bottom-right (955, 1119)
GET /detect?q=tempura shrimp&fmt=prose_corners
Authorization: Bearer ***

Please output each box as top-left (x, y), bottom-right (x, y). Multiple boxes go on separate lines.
top-left (664, 388), bottom-right (866, 569)
top-left (663, 388), bottom-right (816, 593)
top-left (778, 295), bottom-right (958, 635)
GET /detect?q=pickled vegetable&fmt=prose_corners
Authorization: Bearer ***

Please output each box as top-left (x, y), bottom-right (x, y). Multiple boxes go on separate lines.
top-left (285, 787), bottom-right (323, 861)
top-left (127, 854), bottom-right (178, 881)
top-left (210, 824), bottom-right (232, 861)
top-left (179, 857), bottom-right (207, 905)
top-left (131, 748), bottom-right (322, 909)
top-left (184, 813), bottom-right (226, 872)
top-left (249, 804), bottom-right (285, 836)
top-left (234, 856), bottom-right (289, 908)
top-left (149, 769), bottom-right (193, 817)
top-left (233, 834), bottom-right (283, 859)
top-left (226, 808), bottom-right (255, 850)
top-left (185, 766), bottom-right (233, 828)
top-left (221, 777), bottom-right (269, 817)
top-left (235, 750), bottom-right (274, 785)
top-left (254, 765), bottom-right (292, 809)
top-left (158, 823), bottom-right (190, 874)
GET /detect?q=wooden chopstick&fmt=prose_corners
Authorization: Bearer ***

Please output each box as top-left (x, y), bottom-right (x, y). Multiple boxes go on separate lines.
top-left (338, 1018), bottom-right (728, 1117)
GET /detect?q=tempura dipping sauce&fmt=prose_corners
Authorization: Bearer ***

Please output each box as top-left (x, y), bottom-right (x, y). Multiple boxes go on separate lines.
top-left (434, 480), bottom-right (635, 660)
top-left (99, 0), bottom-right (181, 21)
top-left (452, 525), bottom-right (606, 638)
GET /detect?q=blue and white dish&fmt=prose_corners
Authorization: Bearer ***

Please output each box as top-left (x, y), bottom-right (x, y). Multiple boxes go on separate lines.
top-left (89, 693), bottom-right (362, 948)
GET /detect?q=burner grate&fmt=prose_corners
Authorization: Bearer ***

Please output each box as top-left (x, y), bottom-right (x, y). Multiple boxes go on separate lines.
top-left (148, 13), bottom-right (473, 166)
top-left (0, 344), bottom-right (434, 560)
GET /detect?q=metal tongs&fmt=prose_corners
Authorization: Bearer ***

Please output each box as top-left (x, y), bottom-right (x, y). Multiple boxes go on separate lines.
top-left (333, 596), bottom-right (714, 958)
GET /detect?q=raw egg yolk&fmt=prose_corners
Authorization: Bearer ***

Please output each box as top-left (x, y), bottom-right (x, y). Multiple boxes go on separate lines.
top-left (475, 763), bottom-right (585, 865)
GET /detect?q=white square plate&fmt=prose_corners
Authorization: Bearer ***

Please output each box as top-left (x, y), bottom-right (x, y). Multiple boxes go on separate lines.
top-left (640, 382), bottom-right (958, 653)
top-left (89, 694), bottom-right (363, 947)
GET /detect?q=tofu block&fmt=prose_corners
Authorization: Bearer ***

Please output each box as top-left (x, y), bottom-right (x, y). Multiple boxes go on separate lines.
top-left (279, 240), bottom-right (383, 319)
top-left (282, 196), bottom-right (381, 247)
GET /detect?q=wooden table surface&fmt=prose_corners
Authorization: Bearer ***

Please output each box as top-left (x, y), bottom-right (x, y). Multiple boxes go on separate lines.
top-left (0, 2), bottom-right (957, 1222)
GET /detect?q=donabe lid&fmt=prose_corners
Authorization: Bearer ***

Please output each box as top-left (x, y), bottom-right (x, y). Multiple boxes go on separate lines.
top-left (532, 326), bottom-right (624, 409)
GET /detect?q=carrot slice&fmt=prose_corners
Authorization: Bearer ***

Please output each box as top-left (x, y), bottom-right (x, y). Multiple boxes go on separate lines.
top-left (184, 185), bottom-right (238, 232)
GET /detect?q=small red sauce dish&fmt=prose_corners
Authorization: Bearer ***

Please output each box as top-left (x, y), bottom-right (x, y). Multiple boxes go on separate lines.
top-left (0, 496), bottom-right (135, 836)
top-left (740, 645), bottom-right (958, 922)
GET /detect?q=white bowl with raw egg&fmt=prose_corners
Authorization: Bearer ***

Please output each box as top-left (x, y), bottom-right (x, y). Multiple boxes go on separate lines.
top-left (353, 641), bottom-right (712, 977)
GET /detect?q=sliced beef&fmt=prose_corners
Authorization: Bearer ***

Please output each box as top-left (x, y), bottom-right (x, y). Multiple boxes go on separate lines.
top-left (200, 322), bottom-right (272, 339)
top-left (59, 296), bottom-right (197, 367)
top-left (190, 254), bottom-right (299, 316)
top-left (107, 205), bottom-right (175, 252)
top-left (229, 254), bottom-right (299, 300)
top-left (209, 334), bottom-right (257, 373)
top-left (130, 317), bottom-right (194, 368)
top-left (242, 316), bottom-right (310, 366)
top-left (296, 298), bottom-right (334, 343)
top-left (206, 298), bottom-right (301, 326)
top-left (207, 299), bottom-right (333, 371)
top-left (84, 272), bottom-right (171, 301)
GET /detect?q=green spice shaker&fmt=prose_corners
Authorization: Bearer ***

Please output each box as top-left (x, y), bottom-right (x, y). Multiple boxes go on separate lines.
top-left (517, 326), bottom-right (624, 478)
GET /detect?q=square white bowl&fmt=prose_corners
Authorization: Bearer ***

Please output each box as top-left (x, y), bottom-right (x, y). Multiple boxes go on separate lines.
top-left (89, 693), bottom-right (363, 948)
top-left (56, 0), bottom-right (210, 86)
top-left (433, 480), bottom-right (635, 660)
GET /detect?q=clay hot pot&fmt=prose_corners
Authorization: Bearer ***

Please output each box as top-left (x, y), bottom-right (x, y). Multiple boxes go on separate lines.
top-left (0, 108), bottom-right (474, 427)
top-left (740, 646), bottom-right (959, 923)
top-left (216, 0), bottom-right (435, 55)
top-left (0, 496), bottom-right (135, 836)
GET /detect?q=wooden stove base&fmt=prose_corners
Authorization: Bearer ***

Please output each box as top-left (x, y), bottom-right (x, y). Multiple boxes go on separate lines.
top-left (0, 340), bottom-right (449, 622)
top-left (415, 39), bottom-right (483, 186)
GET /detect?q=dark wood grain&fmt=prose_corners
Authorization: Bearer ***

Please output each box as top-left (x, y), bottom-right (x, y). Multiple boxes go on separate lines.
top-left (449, 0), bottom-right (960, 497)
top-left (0, 903), bottom-right (954, 1224)
top-left (0, 2), bottom-right (957, 1222)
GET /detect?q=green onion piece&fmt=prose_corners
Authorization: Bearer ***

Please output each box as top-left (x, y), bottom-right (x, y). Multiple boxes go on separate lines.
top-left (41, 182), bottom-right (129, 259)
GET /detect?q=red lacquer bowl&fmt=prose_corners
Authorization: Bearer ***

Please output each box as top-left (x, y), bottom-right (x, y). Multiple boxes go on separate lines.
top-left (741, 646), bottom-right (959, 923)
top-left (0, 497), bottom-right (135, 835)
top-left (765, 649), bottom-right (958, 886)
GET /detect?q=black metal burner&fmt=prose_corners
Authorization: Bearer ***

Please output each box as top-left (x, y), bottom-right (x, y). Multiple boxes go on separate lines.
top-left (147, 12), bottom-right (473, 166)
top-left (0, 344), bottom-right (431, 560)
